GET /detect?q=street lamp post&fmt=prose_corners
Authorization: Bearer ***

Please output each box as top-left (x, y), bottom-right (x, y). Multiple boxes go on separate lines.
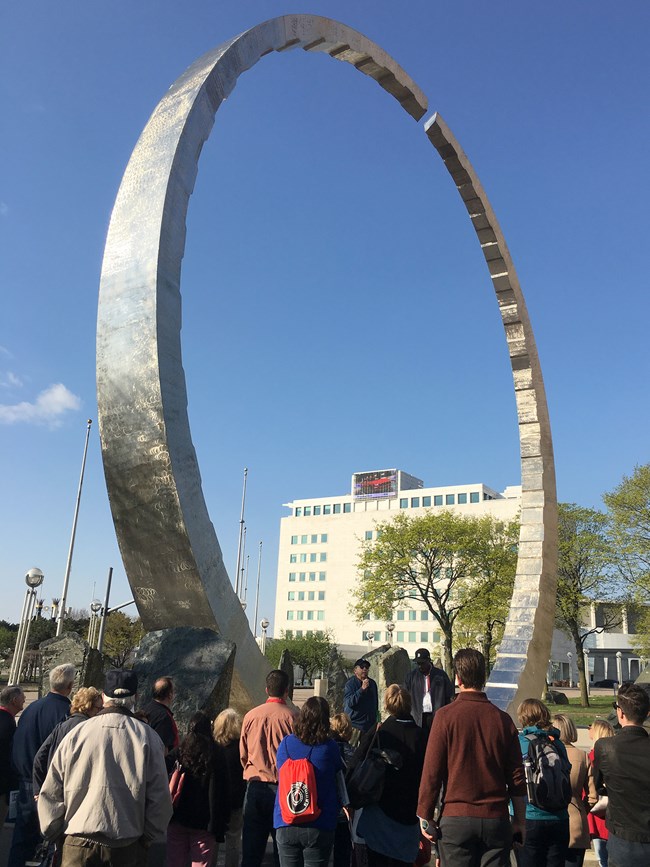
top-left (616, 651), bottom-right (623, 688)
top-left (88, 599), bottom-right (102, 649)
top-left (9, 568), bottom-right (45, 684)
top-left (260, 618), bottom-right (269, 655)
top-left (566, 651), bottom-right (573, 687)
top-left (385, 622), bottom-right (395, 646)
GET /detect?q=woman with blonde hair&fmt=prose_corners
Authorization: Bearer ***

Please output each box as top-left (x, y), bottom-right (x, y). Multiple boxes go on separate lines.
top-left (586, 719), bottom-right (615, 867)
top-left (33, 687), bottom-right (103, 793)
top-left (552, 713), bottom-right (597, 867)
top-left (516, 698), bottom-right (570, 867)
top-left (212, 708), bottom-right (245, 867)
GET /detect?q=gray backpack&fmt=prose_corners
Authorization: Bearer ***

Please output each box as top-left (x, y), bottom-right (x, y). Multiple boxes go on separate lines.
top-left (523, 733), bottom-right (572, 812)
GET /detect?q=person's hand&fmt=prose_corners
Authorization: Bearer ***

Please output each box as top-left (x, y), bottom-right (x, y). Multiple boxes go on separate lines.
top-left (511, 817), bottom-right (525, 849)
top-left (420, 819), bottom-right (438, 842)
top-left (361, 677), bottom-right (370, 690)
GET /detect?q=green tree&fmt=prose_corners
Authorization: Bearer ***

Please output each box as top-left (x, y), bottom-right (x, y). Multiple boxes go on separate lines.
top-left (455, 517), bottom-right (519, 672)
top-left (102, 612), bottom-right (145, 667)
top-left (604, 464), bottom-right (650, 600)
top-left (352, 511), bottom-right (509, 675)
top-left (555, 503), bottom-right (622, 707)
top-left (265, 630), bottom-right (340, 684)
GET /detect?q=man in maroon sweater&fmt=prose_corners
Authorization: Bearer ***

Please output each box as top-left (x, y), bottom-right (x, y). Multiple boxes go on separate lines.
top-left (417, 649), bottom-right (526, 866)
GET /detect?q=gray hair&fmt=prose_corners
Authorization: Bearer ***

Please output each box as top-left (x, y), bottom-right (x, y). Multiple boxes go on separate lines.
top-left (49, 664), bottom-right (76, 693)
top-left (0, 685), bottom-right (24, 706)
top-left (103, 695), bottom-right (136, 711)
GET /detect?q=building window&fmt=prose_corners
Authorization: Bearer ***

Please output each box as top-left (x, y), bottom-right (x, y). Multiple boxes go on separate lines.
top-left (297, 611), bottom-right (304, 620)
top-left (298, 591), bottom-right (305, 601)
top-left (408, 588), bottom-right (418, 598)
top-left (290, 554), bottom-right (297, 564)
top-left (318, 591), bottom-right (325, 600)
top-left (314, 506), bottom-right (321, 515)
top-left (301, 535), bottom-right (308, 544)
top-left (323, 505), bottom-right (331, 515)
top-left (295, 508), bottom-right (302, 517)
top-left (309, 572), bottom-right (316, 582)
top-left (320, 553), bottom-right (327, 562)
top-left (458, 493), bottom-right (467, 504)
top-left (397, 631), bottom-right (405, 642)
top-left (421, 610), bottom-right (429, 620)
top-left (319, 572), bottom-right (326, 581)
top-left (291, 535), bottom-right (298, 545)
top-left (343, 503), bottom-right (351, 513)
top-left (300, 553), bottom-right (307, 563)
top-left (307, 611), bottom-right (314, 620)
top-left (308, 591), bottom-right (315, 601)
top-left (287, 611), bottom-right (294, 620)
top-left (422, 496), bottom-right (431, 507)
top-left (289, 572), bottom-right (296, 582)
top-left (299, 573), bottom-right (306, 582)
top-left (408, 631), bottom-right (416, 642)
top-left (420, 632), bottom-right (428, 642)
top-left (434, 495), bottom-right (443, 506)
top-left (333, 504), bottom-right (341, 514)
top-left (321, 534), bottom-right (328, 543)
top-left (408, 610), bottom-right (417, 621)
top-left (446, 494), bottom-right (455, 505)
top-left (304, 506), bottom-right (312, 516)
top-left (432, 631), bottom-right (441, 643)
top-left (397, 610), bottom-right (405, 621)
top-left (311, 534), bottom-right (318, 544)
top-left (411, 497), bottom-right (420, 508)
top-left (286, 630), bottom-right (293, 639)
top-left (296, 630), bottom-right (303, 638)
top-left (365, 530), bottom-right (373, 540)
top-left (308, 553), bottom-right (316, 563)
top-left (400, 498), bottom-right (408, 508)
top-left (470, 492), bottom-right (479, 503)
top-left (317, 611), bottom-right (324, 621)
top-left (288, 592), bottom-right (295, 600)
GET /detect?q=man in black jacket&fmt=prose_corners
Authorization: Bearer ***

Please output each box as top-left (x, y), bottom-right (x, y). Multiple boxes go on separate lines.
top-left (0, 686), bottom-right (25, 830)
top-left (142, 676), bottom-right (178, 754)
top-left (595, 683), bottom-right (650, 866)
top-left (405, 648), bottom-right (453, 733)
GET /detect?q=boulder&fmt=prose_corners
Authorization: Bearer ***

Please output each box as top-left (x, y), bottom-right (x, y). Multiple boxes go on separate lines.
top-left (39, 632), bottom-right (105, 695)
top-left (133, 627), bottom-right (235, 734)
top-left (545, 689), bottom-right (569, 705)
top-left (365, 644), bottom-right (412, 706)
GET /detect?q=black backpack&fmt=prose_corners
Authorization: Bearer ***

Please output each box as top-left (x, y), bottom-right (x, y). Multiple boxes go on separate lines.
top-left (523, 732), bottom-right (572, 813)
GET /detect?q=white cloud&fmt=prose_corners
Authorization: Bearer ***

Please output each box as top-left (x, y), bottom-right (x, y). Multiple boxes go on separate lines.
top-left (0, 383), bottom-right (81, 426)
top-left (0, 371), bottom-right (23, 388)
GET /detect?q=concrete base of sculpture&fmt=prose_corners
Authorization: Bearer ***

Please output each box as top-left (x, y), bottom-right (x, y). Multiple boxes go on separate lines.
top-left (133, 627), bottom-right (236, 731)
top-left (365, 644), bottom-right (412, 704)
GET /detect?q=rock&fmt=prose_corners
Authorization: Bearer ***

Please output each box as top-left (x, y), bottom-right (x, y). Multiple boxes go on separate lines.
top-left (39, 632), bottom-right (105, 695)
top-left (326, 667), bottom-right (348, 715)
top-left (365, 644), bottom-right (412, 706)
top-left (279, 649), bottom-right (294, 700)
top-left (133, 627), bottom-right (236, 734)
top-left (545, 689), bottom-right (569, 705)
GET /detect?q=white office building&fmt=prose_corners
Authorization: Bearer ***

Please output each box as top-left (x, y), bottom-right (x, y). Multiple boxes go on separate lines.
top-left (273, 469), bottom-right (522, 656)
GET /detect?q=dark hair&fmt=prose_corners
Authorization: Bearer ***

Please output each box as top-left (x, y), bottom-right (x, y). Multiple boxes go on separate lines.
top-left (153, 676), bottom-right (174, 701)
top-left (617, 683), bottom-right (650, 725)
top-left (453, 648), bottom-right (486, 690)
top-left (179, 712), bottom-right (215, 780)
top-left (294, 696), bottom-right (330, 745)
top-left (266, 669), bottom-right (289, 698)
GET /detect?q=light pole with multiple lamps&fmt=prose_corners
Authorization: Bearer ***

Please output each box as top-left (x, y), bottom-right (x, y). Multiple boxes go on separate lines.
top-left (583, 647), bottom-right (590, 697)
top-left (9, 568), bottom-right (45, 685)
top-left (260, 618), bottom-right (270, 655)
top-left (385, 622), bottom-right (395, 646)
top-left (566, 651), bottom-right (573, 687)
top-left (87, 599), bottom-right (103, 649)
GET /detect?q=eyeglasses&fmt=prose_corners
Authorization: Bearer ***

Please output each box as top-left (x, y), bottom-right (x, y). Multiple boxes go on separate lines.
top-left (612, 702), bottom-right (621, 711)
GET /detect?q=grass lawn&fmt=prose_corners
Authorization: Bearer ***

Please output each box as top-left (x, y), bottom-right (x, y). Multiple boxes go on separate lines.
top-left (546, 694), bottom-right (615, 727)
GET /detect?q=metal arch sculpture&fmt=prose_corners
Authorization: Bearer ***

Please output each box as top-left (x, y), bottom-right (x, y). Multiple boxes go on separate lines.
top-left (97, 14), bottom-right (557, 714)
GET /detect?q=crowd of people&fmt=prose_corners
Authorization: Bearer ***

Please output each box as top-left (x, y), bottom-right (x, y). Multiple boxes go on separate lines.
top-left (0, 649), bottom-right (648, 867)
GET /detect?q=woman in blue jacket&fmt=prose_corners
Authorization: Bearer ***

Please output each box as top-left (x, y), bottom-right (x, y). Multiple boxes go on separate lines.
top-left (516, 699), bottom-right (570, 867)
top-left (274, 697), bottom-right (344, 867)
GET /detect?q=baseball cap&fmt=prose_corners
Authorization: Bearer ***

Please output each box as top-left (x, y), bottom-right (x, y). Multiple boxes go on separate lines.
top-left (104, 668), bottom-right (138, 698)
top-left (354, 658), bottom-right (371, 669)
top-left (414, 648), bottom-right (431, 661)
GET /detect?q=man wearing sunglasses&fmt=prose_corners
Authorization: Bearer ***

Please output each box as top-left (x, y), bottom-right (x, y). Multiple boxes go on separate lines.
top-left (594, 683), bottom-right (650, 866)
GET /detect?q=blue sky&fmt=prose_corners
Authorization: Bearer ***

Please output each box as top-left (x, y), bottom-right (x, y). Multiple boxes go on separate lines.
top-left (1, 1), bottom-right (648, 631)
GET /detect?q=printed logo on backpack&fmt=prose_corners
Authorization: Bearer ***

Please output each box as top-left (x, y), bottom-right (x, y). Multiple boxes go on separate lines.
top-left (278, 743), bottom-right (321, 825)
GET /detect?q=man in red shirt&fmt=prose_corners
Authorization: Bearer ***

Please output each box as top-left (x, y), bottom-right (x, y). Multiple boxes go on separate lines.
top-left (417, 649), bottom-right (526, 866)
top-left (240, 670), bottom-right (295, 867)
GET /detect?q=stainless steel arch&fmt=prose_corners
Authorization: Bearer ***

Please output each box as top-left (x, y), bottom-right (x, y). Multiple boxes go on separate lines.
top-left (97, 14), bottom-right (556, 714)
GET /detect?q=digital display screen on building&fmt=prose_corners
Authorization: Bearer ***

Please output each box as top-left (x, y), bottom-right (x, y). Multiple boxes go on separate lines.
top-left (352, 470), bottom-right (398, 500)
